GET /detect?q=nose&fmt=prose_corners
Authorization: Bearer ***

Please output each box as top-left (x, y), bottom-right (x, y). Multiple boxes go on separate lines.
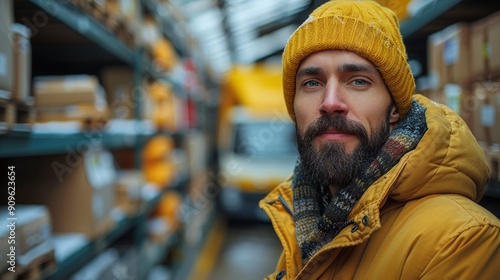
top-left (319, 81), bottom-right (349, 116)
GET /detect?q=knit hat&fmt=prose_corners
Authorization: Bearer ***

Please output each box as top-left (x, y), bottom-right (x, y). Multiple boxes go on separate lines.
top-left (282, 0), bottom-right (414, 120)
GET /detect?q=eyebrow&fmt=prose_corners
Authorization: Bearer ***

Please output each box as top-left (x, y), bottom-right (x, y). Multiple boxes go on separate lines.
top-left (296, 63), bottom-right (378, 79)
top-left (338, 63), bottom-right (378, 74)
top-left (296, 66), bottom-right (323, 79)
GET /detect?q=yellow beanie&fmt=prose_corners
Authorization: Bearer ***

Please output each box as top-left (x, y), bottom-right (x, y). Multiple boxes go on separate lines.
top-left (282, 0), bottom-right (414, 120)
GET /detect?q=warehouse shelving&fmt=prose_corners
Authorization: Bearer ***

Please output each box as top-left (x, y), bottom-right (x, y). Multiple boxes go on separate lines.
top-left (400, 0), bottom-right (500, 207)
top-left (6, 0), bottom-right (499, 279)
top-left (1, 0), bottom-right (146, 156)
top-left (29, 0), bottom-right (135, 65)
top-left (401, 0), bottom-right (500, 76)
top-left (1, 0), bottom-right (211, 279)
top-left (400, 0), bottom-right (462, 38)
top-left (0, 127), bottom-right (150, 158)
top-left (46, 190), bottom-right (161, 280)
top-left (45, 176), bottom-right (187, 280)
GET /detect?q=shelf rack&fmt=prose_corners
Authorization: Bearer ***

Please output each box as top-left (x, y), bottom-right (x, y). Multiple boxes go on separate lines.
top-left (29, 0), bottom-right (135, 65)
top-left (0, 129), bottom-right (150, 158)
top-left (400, 0), bottom-right (462, 38)
top-left (44, 177), bottom-right (187, 280)
top-left (5, 0), bottom-right (499, 279)
top-left (3, 0), bottom-right (194, 279)
top-left (401, 0), bottom-right (500, 76)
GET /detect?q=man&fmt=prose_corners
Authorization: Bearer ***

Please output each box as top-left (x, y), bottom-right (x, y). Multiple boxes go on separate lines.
top-left (259, 0), bottom-right (500, 279)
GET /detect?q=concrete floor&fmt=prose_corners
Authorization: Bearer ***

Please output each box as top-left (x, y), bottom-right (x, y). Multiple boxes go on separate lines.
top-left (208, 220), bottom-right (282, 280)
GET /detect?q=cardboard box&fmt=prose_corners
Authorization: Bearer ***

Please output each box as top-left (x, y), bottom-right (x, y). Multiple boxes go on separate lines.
top-left (428, 23), bottom-right (471, 89)
top-left (34, 75), bottom-right (99, 108)
top-left (0, 207), bottom-right (54, 273)
top-left (0, 213), bottom-right (9, 273)
top-left (11, 24), bottom-right (32, 103)
top-left (100, 67), bottom-right (134, 119)
top-left (34, 75), bottom-right (110, 128)
top-left (470, 10), bottom-right (500, 80)
top-left (13, 150), bottom-right (117, 239)
top-left (114, 170), bottom-right (144, 215)
top-left (13, 205), bottom-right (53, 256)
top-left (469, 81), bottom-right (500, 145)
top-left (36, 104), bottom-right (108, 124)
top-left (0, 0), bottom-right (13, 94)
top-left (490, 13), bottom-right (500, 76)
top-left (0, 98), bottom-right (15, 133)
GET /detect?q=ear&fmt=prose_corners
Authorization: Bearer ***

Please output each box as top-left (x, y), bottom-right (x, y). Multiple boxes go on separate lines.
top-left (389, 104), bottom-right (400, 127)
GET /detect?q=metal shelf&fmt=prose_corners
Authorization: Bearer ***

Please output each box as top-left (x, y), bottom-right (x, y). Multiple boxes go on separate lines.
top-left (0, 130), bottom-right (151, 158)
top-left (29, 0), bottom-right (135, 65)
top-left (4, 1), bottom-right (195, 279)
top-left (400, 0), bottom-right (462, 38)
top-left (45, 203), bottom-right (151, 280)
top-left (0, 133), bottom-right (137, 158)
top-left (45, 178), bottom-right (187, 280)
top-left (400, 0), bottom-right (500, 76)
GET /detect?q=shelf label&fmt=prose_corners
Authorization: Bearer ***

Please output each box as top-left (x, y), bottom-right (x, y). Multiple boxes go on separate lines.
top-left (444, 38), bottom-right (459, 65)
top-left (0, 52), bottom-right (6, 77)
top-left (481, 104), bottom-right (495, 127)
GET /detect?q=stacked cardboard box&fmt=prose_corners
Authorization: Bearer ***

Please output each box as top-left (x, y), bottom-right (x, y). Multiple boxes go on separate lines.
top-left (0, 0), bottom-right (35, 134)
top-left (469, 11), bottom-right (500, 149)
top-left (34, 75), bottom-right (111, 130)
top-left (101, 67), bottom-right (135, 119)
top-left (13, 150), bottom-right (117, 240)
top-left (0, 0), bottom-right (13, 99)
top-left (426, 10), bottom-right (500, 181)
top-left (427, 23), bottom-right (471, 115)
top-left (0, 0), bottom-right (14, 133)
top-left (0, 205), bottom-right (57, 278)
top-left (70, 0), bottom-right (138, 48)
top-left (11, 23), bottom-right (35, 132)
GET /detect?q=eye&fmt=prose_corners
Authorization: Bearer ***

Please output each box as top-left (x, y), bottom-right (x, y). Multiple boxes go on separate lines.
top-left (303, 80), bottom-right (321, 88)
top-left (352, 79), bottom-right (368, 86)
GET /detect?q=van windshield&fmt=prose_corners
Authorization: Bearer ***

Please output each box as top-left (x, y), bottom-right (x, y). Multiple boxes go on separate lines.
top-left (233, 121), bottom-right (298, 157)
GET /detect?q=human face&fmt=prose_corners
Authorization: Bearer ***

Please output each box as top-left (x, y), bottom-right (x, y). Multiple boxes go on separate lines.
top-left (294, 50), bottom-right (399, 187)
top-left (294, 50), bottom-right (399, 153)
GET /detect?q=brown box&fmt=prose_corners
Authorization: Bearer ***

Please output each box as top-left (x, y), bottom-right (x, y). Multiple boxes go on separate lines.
top-left (13, 150), bottom-right (117, 239)
top-left (114, 170), bottom-right (144, 215)
top-left (33, 75), bottom-right (99, 108)
top-left (428, 23), bottom-right (471, 89)
top-left (0, 205), bottom-right (53, 273)
top-left (0, 0), bottom-right (13, 94)
top-left (0, 214), bottom-right (10, 273)
top-left (490, 13), bottom-right (500, 76)
top-left (469, 81), bottom-right (500, 146)
top-left (470, 10), bottom-right (500, 80)
top-left (0, 99), bottom-right (15, 133)
top-left (11, 24), bottom-right (32, 103)
top-left (100, 67), bottom-right (134, 119)
top-left (470, 14), bottom-right (490, 80)
top-left (14, 205), bottom-right (53, 256)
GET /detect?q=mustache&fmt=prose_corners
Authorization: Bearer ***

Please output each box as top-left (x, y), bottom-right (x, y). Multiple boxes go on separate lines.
top-left (302, 115), bottom-right (368, 142)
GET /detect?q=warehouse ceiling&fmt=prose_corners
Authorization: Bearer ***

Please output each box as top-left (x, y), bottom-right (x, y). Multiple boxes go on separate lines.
top-left (158, 0), bottom-right (500, 82)
top-left (163, 0), bottom-right (321, 79)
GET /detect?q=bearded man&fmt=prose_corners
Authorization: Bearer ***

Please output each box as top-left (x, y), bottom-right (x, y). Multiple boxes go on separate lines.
top-left (259, 1), bottom-right (500, 279)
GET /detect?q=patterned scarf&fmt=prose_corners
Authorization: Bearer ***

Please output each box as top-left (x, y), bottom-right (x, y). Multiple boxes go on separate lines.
top-left (293, 100), bottom-right (427, 263)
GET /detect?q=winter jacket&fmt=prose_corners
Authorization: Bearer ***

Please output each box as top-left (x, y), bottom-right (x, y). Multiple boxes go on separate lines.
top-left (259, 94), bottom-right (500, 280)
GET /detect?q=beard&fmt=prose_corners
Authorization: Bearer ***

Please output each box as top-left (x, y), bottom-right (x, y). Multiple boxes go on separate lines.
top-left (296, 113), bottom-right (391, 188)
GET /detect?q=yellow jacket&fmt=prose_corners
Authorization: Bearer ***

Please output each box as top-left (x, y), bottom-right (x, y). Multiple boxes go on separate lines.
top-left (259, 95), bottom-right (500, 279)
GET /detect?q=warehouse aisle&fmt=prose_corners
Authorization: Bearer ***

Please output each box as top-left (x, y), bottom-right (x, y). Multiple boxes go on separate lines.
top-left (208, 220), bottom-right (282, 280)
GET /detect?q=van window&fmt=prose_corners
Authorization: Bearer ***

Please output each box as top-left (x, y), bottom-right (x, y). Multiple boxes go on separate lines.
top-left (233, 122), bottom-right (297, 157)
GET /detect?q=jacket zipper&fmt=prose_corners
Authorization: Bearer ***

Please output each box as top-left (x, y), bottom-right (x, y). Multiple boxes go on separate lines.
top-left (279, 194), bottom-right (293, 215)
